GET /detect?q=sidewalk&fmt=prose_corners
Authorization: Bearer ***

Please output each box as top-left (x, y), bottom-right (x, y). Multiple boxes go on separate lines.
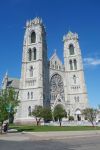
top-left (0, 132), bottom-right (30, 141)
top-left (0, 130), bottom-right (100, 141)
top-left (24, 130), bottom-right (100, 140)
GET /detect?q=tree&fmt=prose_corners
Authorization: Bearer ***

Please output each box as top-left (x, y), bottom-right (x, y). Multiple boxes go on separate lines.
top-left (82, 108), bottom-right (98, 126)
top-left (0, 93), bottom-right (8, 133)
top-left (32, 105), bottom-right (43, 126)
top-left (42, 107), bottom-right (52, 122)
top-left (53, 104), bottom-right (67, 126)
top-left (7, 88), bottom-right (19, 123)
top-left (0, 88), bottom-right (20, 133)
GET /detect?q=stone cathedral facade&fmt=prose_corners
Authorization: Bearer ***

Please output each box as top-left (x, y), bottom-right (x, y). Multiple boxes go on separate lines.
top-left (2, 17), bottom-right (88, 124)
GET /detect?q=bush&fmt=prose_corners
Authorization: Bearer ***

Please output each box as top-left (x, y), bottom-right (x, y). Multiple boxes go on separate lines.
top-left (69, 116), bottom-right (74, 121)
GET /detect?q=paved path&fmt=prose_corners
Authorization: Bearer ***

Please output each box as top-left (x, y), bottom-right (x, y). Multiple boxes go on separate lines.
top-left (0, 130), bottom-right (100, 141)
top-left (0, 133), bottom-right (30, 141)
top-left (25, 130), bottom-right (100, 140)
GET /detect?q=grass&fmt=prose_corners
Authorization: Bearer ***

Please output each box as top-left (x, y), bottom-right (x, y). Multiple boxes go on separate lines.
top-left (9, 125), bottom-right (100, 132)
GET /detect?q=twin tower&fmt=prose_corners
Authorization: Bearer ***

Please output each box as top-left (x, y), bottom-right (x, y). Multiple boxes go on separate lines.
top-left (15, 17), bottom-right (88, 124)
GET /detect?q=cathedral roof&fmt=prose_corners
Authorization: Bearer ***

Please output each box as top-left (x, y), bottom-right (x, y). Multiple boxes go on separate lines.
top-left (49, 50), bottom-right (62, 63)
top-left (7, 78), bottom-right (20, 89)
top-left (49, 50), bottom-right (64, 71)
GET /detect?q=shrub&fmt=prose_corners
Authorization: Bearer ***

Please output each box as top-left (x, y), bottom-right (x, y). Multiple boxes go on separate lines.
top-left (69, 116), bottom-right (74, 121)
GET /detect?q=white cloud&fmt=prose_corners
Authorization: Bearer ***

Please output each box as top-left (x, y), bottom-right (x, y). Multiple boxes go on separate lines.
top-left (83, 57), bottom-right (100, 66)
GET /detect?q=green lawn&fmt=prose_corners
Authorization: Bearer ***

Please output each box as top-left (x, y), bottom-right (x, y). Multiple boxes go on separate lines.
top-left (9, 125), bottom-right (100, 132)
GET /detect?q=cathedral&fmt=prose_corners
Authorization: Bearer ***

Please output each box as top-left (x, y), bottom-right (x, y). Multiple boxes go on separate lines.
top-left (2, 17), bottom-right (88, 124)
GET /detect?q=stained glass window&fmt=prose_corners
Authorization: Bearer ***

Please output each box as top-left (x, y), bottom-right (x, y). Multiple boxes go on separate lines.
top-left (50, 74), bottom-right (65, 101)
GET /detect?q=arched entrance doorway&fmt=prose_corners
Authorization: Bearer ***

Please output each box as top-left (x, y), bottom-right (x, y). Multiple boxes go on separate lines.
top-left (75, 109), bottom-right (81, 121)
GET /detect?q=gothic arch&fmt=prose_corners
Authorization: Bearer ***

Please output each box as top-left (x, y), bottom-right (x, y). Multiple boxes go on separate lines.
top-left (73, 75), bottom-right (76, 84)
top-left (27, 92), bottom-right (30, 99)
top-left (28, 48), bottom-right (32, 61)
top-left (69, 59), bottom-right (73, 70)
top-left (75, 108), bottom-right (81, 115)
top-left (28, 106), bottom-right (31, 116)
top-left (31, 92), bottom-right (33, 99)
top-left (33, 48), bottom-right (36, 60)
top-left (74, 59), bottom-right (77, 70)
top-left (31, 31), bottom-right (36, 43)
top-left (29, 66), bottom-right (33, 77)
top-left (69, 44), bottom-right (74, 55)
top-left (75, 108), bottom-right (82, 121)
top-left (50, 73), bottom-right (65, 103)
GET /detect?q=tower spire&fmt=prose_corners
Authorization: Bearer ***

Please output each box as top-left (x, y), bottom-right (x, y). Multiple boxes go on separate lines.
top-left (2, 71), bottom-right (8, 89)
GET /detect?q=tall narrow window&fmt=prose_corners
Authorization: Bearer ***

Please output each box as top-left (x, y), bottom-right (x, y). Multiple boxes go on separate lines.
top-left (74, 59), bottom-right (77, 70)
top-left (77, 96), bottom-right (79, 102)
top-left (55, 61), bottom-right (57, 69)
top-left (73, 75), bottom-right (76, 84)
top-left (28, 49), bottom-right (32, 61)
top-left (27, 92), bottom-right (30, 99)
top-left (33, 48), bottom-right (36, 60)
top-left (31, 31), bottom-right (36, 43)
top-left (31, 92), bottom-right (33, 99)
top-left (69, 60), bottom-right (73, 70)
top-left (30, 66), bottom-right (33, 77)
top-left (69, 44), bottom-right (74, 55)
top-left (28, 106), bottom-right (31, 116)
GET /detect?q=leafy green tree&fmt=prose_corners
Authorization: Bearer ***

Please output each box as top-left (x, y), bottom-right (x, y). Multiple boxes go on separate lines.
top-left (7, 88), bottom-right (19, 123)
top-left (82, 108), bottom-right (98, 126)
top-left (42, 107), bottom-right (52, 122)
top-left (32, 105), bottom-right (43, 126)
top-left (0, 92), bottom-right (8, 133)
top-left (0, 88), bottom-right (19, 133)
top-left (53, 104), bottom-right (67, 126)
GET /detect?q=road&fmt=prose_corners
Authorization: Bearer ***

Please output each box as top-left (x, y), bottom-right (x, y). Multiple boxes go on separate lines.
top-left (0, 132), bottom-right (100, 150)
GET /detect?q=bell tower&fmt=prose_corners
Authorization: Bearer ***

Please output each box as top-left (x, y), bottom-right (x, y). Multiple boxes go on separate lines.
top-left (63, 31), bottom-right (88, 119)
top-left (15, 17), bottom-right (49, 123)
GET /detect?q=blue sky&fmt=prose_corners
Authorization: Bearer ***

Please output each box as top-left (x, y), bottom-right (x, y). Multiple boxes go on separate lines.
top-left (0, 0), bottom-right (100, 107)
